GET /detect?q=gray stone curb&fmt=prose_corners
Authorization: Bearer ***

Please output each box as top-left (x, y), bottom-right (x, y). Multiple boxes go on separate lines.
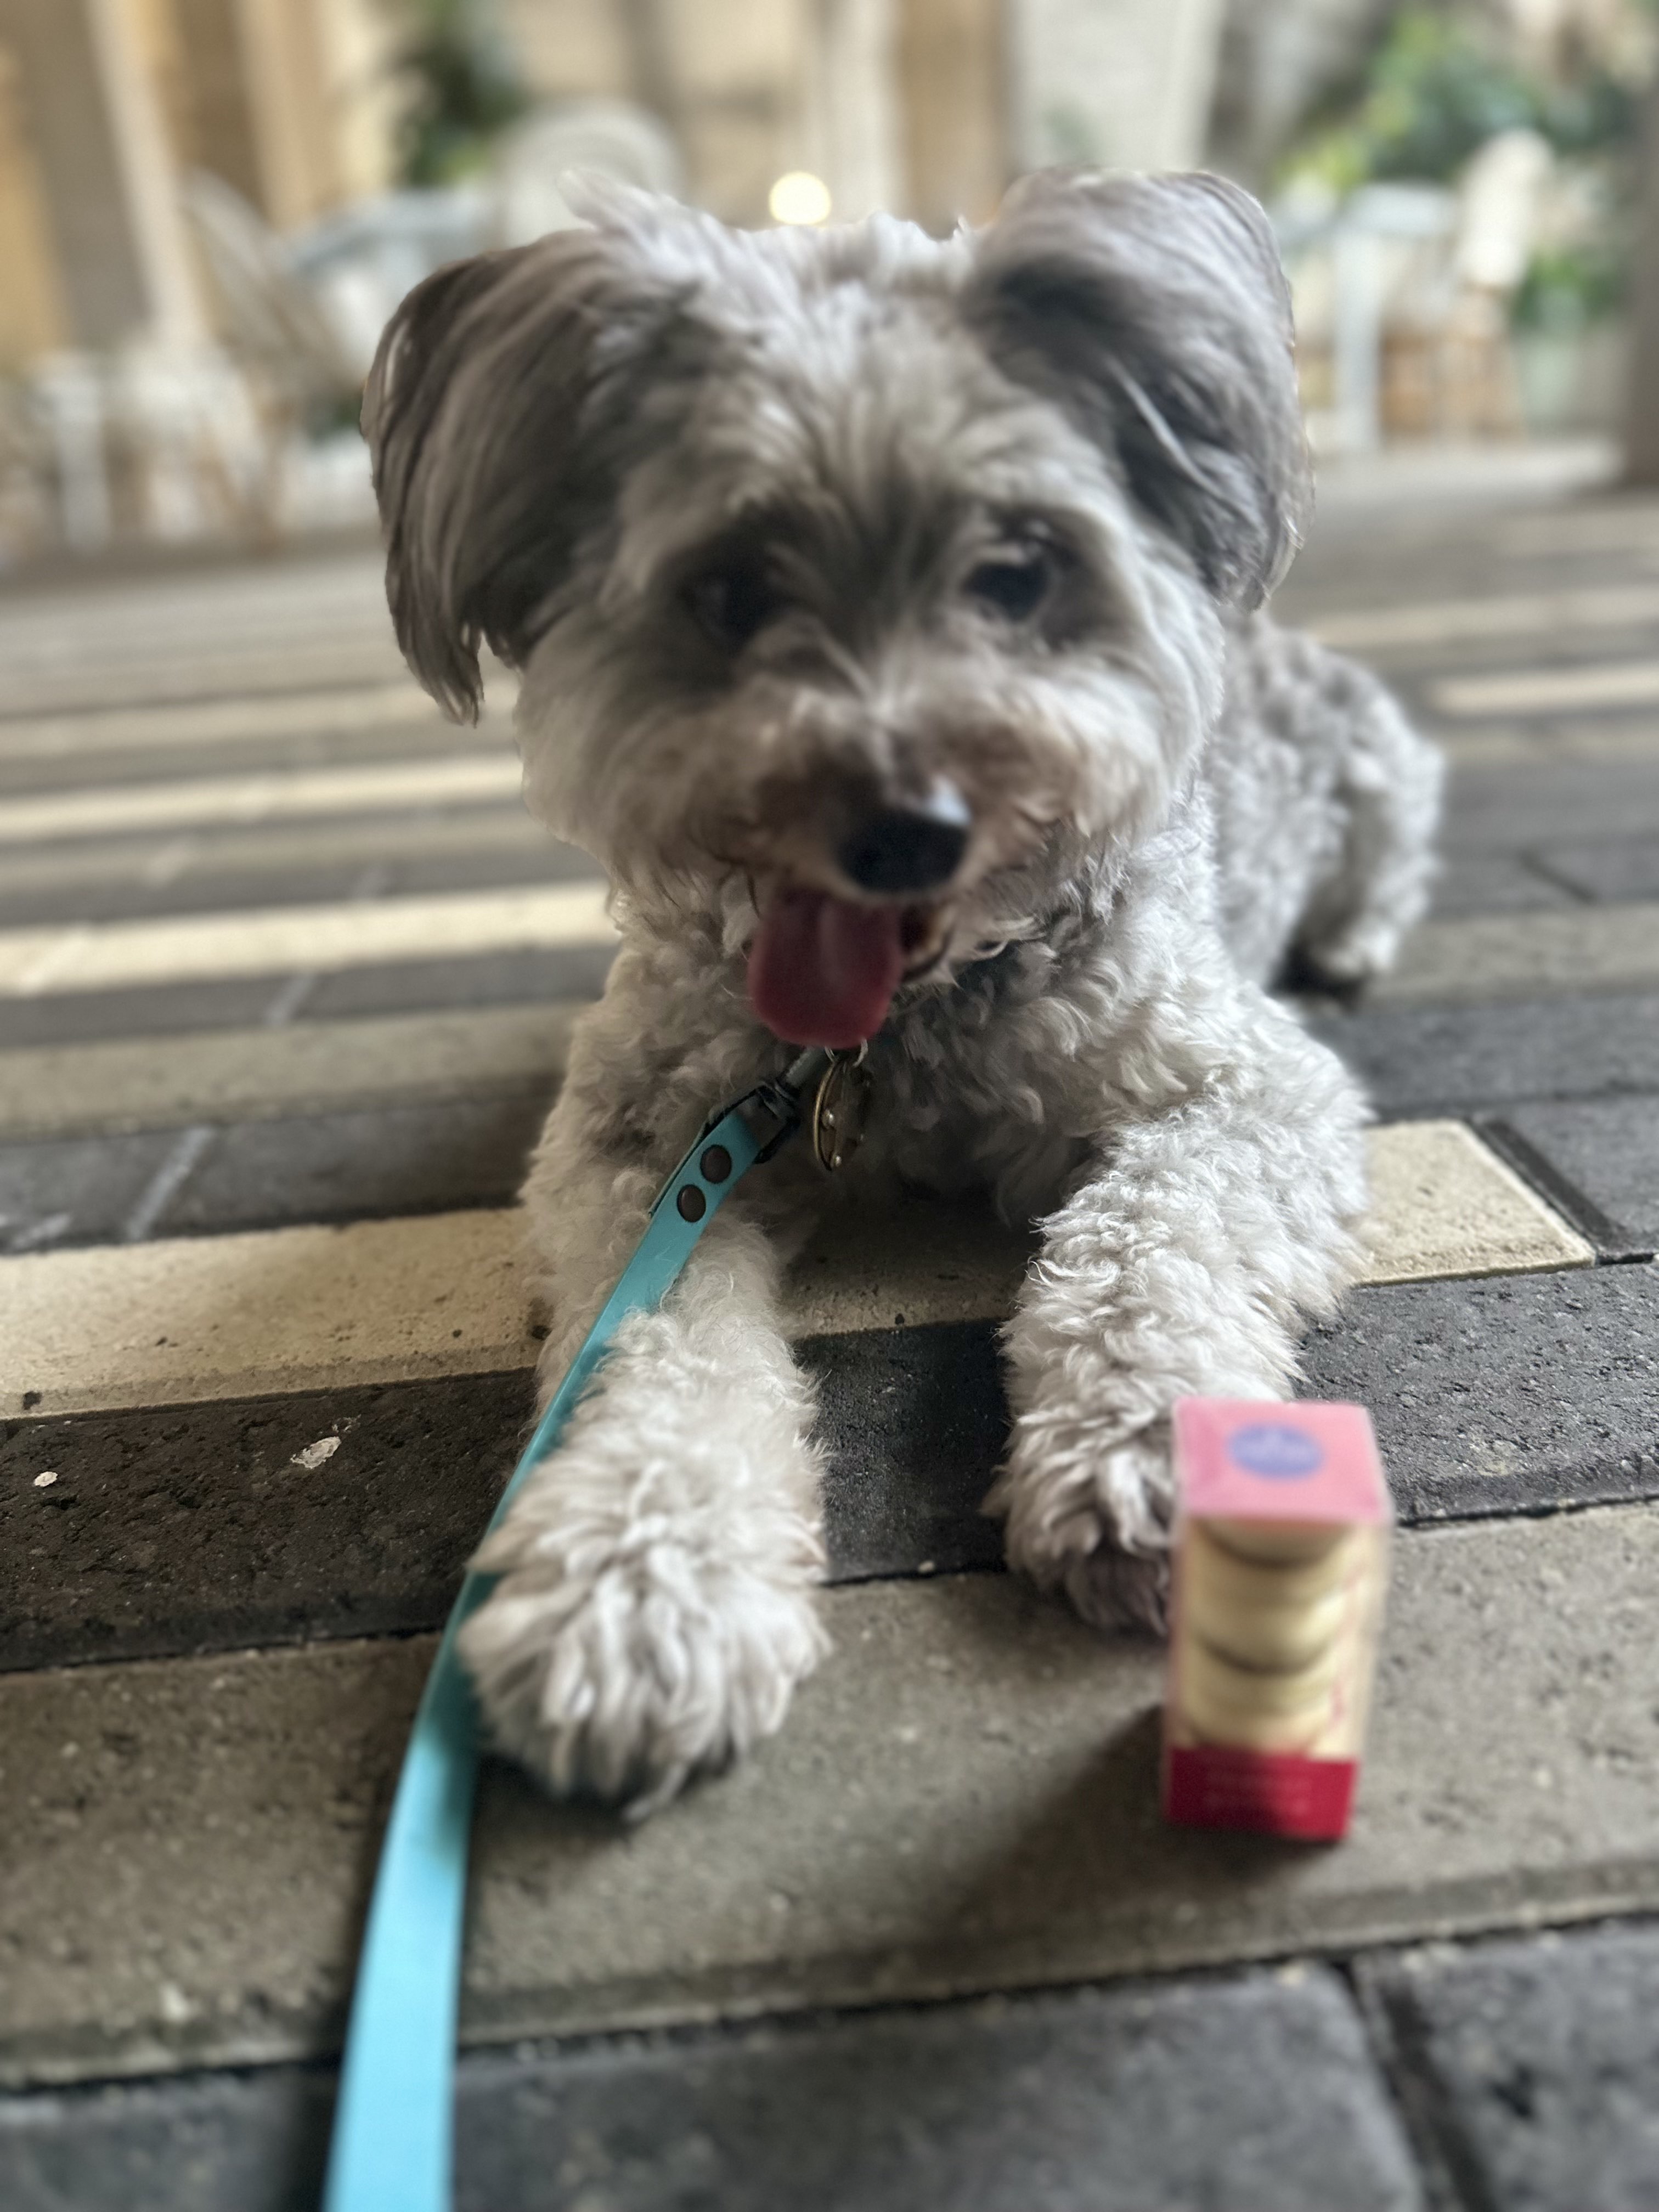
top-left (1355, 1919), bottom-right (1659, 2212)
top-left (0, 1967), bottom-right (1425, 2212)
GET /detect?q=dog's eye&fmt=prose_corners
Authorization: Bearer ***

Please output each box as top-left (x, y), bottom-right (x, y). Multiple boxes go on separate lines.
top-left (685, 560), bottom-right (782, 652)
top-left (965, 545), bottom-right (1053, 622)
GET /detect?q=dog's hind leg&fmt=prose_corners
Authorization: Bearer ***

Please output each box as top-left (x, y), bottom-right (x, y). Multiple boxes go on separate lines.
top-left (1292, 676), bottom-right (1443, 990)
top-left (458, 1119), bottom-right (828, 1814)
top-left (988, 985), bottom-right (1369, 1632)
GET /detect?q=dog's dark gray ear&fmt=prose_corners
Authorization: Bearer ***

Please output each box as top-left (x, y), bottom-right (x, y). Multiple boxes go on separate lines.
top-left (965, 170), bottom-right (1311, 609)
top-left (362, 230), bottom-right (658, 719)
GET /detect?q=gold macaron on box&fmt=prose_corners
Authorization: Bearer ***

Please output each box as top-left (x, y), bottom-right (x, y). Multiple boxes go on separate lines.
top-left (1162, 1400), bottom-right (1393, 1840)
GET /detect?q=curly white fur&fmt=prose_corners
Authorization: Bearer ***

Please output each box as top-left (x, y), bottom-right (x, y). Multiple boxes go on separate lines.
top-left (461, 1212), bottom-right (828, 1815)
top-left (365, 170), bottom-right (1442, 1810)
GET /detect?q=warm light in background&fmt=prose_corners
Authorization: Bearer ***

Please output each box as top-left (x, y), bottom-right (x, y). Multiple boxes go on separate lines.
top-left (768, 171), bottom-right (832, 226)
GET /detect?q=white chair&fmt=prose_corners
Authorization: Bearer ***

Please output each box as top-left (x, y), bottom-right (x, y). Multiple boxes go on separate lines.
top-left (489, 100), bottom-right (685, 246)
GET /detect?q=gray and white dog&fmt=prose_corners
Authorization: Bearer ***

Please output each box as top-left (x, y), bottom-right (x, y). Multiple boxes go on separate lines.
top-left (364, 169), bottom-right (1441, 1811)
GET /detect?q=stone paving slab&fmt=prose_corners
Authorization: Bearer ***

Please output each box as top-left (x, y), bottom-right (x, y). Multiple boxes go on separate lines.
top-left (0, 884), bottom-right (613, 998)
top-left (1372, 902), bottom-right (1659, 1003)
top-left (1485, 1098), bottom-right (1659, 1262)
top-left (1475, 1118), bottom-right (1647, 1263)
top-left (1359, 1922), bottom-right (1659, 2212)
top-left (1362, 1120), bottom-right (1593, 1282)
top-left (0, 1128), bottom-right (177, 1257)
top-left (10, 1257), bottom-right (1657, 1671)
top-left (1438, 716), bottom-right (1659, 770)
top-left (0, 803), bottom-right (543, 905)
top-left (1312, 990), bottom-right (1659, 1115)
top-left (0, 1968), bottom-right (1424, 2212)
top-left (2, 1210), bottom-right (544, 1415)
top-left (1305, 580), bottom-right (1659, 653)
top-left (0, 728), bottom-right (509, 806)
top-left (0, 1095), bottom-right (559, 1251)
top-left (1440, 753), bottom-right (1659, 851)
top-left (4, 1505), bottom-right (1659, 2086)
top-left (0, 837), bottom-right (593, 933)
top-left (1431, 658), bottom-right (1659, 720)
top-left (1375, 641), bottom-right (1659, 712)
top-left (1301, 1265), bottom-right (1659, 1519)
top-left (0, 680), bottom-right (436, 763)
top-left (1486, 498), bottom-right (1659, 557)
top-left (4, 875), bottom-right (1643, 1015)
top-left (0, 1209), bottom-right (1009, 1418)
top-left (0, 1124), bottom-right (1590, 1414)
top-left (0, 944), bottom-right (616, 1049)
top-left (155, 1094), bottom-right (556, 1238)
top-left (0, 721), bottom-right (483, 803)
top-left (0, 859), bottom-right (382, 934)
top-left (0, 574), bottom-right (387, 656)
top-left (1533, 833), bottom-right (1659, 903)
top-left (0, 1374), bottom-right (535, 1671)
top-left (301, 944), bottom-right (616, 1023)
top-left (0, 1006), bottom-right (581, 1141)
top-left (0, 646), bottom-right (413, 721)
top-left (0, 975), bottom-right (308, 1051)
top-left (1428, 851), bottom-right (1574, 917)
top-left (0, 1333), bottom-right (1009, 1672)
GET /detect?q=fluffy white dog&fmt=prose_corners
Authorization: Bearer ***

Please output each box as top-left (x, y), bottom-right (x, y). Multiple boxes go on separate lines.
top-left (364, 170), bottom-right (1441, 1810)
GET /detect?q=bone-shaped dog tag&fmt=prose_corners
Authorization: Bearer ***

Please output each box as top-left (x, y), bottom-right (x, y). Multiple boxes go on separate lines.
top-left (811, 1050), bottom-right (872, 1172)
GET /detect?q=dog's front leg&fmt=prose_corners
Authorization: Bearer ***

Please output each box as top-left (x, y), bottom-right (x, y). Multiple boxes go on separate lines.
top-left (991, 1001), bottom-right (1368, 1634)
top-left (460, 1143), bottom-right (827, 1815)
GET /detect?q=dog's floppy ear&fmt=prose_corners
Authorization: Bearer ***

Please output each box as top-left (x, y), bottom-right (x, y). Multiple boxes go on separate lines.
top-left (362, 228), bottom-right (667, 719)
top-left (965, 170), bottom-right (1311, 610)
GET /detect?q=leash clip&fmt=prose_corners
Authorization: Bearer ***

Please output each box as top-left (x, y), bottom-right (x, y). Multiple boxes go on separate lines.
top-left (647, 1046), bottom-right (834, 1221)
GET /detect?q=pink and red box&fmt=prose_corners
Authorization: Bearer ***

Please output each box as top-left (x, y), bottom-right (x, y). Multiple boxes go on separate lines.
top-left (1161, 1398), bottom-right (1392, 1841)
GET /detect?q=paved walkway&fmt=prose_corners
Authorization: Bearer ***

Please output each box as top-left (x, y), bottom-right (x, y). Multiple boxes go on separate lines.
top-left (2, 474), bottom-right (1657, 2210)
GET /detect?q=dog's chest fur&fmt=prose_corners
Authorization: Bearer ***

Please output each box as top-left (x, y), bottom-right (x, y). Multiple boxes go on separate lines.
top-left (851, 812), bottom-right (1226, 1217)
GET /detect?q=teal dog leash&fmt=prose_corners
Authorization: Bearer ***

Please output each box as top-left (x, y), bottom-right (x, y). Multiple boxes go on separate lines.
top-left (323, 1045), bottom-right (833, 2212)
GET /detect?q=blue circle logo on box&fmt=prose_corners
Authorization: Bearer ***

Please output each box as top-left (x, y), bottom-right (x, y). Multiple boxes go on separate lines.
top-left (1227, 1422), bottom-right (1324, 1479)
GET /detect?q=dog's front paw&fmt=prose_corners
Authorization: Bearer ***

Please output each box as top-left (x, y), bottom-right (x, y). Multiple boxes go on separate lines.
top-left (988, 1418), bottom-right (1174, 1637)
top-left (459, 1523), bottom-right (828, 1816)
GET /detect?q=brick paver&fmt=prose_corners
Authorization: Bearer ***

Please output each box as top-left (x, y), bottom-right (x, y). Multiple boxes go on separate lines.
top-left (3, 475), bottom-right (1658, 2206)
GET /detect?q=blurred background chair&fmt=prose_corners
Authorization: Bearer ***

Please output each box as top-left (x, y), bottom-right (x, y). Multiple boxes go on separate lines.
top-left (181, 168), bottom-right (366, 537)
top-left (489, 99), bottom-right (683, 244)
top-left (0, 0), bottom-right (1655, 567)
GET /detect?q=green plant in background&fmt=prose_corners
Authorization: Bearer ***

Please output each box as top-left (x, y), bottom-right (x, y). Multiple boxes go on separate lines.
top-left (1287, 8), bottom-right (1644, 195)
top-left (1282, 4), bottom-right (1651, 331)
top-left (391, 0), bottom-right (531, 189)
top-left (1512, 238), bottom-right (1628, 330)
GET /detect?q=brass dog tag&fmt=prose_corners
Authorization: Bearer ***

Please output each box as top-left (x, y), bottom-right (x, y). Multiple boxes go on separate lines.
top-left (811, 1049), bottom-right (872, 1172)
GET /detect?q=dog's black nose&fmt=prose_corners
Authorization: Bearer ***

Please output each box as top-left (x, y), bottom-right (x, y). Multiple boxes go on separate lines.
top-left (837, 788), bottom-right (970, 895)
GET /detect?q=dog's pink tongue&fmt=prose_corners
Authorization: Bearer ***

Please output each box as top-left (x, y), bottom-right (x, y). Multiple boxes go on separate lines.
top-left (748, 888), bottom-right (907, 1047)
